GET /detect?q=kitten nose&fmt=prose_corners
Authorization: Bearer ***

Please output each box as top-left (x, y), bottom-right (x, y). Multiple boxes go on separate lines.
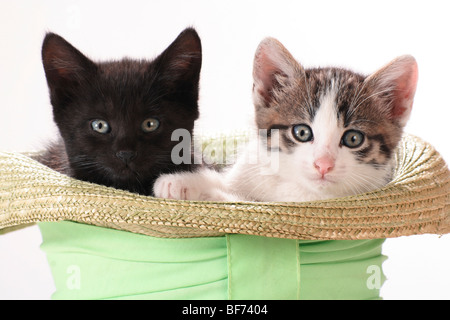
top-left (116, 151), bottom-right (137, 163)
top-left (314, 157), bottom-right (335, 176)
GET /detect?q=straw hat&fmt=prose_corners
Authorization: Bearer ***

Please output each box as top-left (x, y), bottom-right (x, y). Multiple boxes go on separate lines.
top-left (0, 133), bottom-right (448, 240)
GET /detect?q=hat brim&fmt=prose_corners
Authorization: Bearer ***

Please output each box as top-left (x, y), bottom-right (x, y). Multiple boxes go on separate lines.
top-left (0, 133), bottom-right (449, 240)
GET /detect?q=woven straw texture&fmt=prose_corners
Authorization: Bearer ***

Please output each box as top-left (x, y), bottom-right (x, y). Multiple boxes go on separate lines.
top-left (0, 133), bottom-right (449, 240)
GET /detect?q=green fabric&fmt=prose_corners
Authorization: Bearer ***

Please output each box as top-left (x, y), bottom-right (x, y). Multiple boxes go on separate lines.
top-left (298, 239), bottom-right (387, 300)
top-left (226, 234), bottom-right (300, 299)
top-left (38, 221), bottom-right (386, 300)
top-left (39, 221), bottom-right (228, 300)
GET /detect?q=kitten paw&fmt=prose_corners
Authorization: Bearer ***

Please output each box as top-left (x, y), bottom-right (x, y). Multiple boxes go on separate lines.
top-left (153, 174), bottom-right (203, 200)
top-left (153, 172), bottom-right (240, 202)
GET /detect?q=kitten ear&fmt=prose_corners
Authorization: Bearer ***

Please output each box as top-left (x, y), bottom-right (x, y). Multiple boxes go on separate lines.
top-left (156, 28), bottom-right (202, 96)
top-left (253, 37), bottom-right (303, 108)
top-left (42, 32), bottom-right (97, 89)
top-left (365, 55), bottom-right (418, 126)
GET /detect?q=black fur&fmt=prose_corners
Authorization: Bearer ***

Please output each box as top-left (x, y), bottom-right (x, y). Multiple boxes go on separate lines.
top-left (38, 28), bottom-right (202, 195)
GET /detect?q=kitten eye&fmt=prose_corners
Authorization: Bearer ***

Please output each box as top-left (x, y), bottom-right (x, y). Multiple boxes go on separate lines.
top-left (293, 124), bottom-right (313, 142)
top-left (141, 118), bottom-right (160, 133)
top-left (91, 120), bottom-right (110, 134)
top-left (342, 130), bottom-right (364, 148)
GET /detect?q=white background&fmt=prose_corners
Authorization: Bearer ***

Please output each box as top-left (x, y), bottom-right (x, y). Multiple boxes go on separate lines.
top-left (0, 0), bottom-right (449, 299)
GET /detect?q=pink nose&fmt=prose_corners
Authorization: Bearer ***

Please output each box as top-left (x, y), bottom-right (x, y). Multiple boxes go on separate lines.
top-left (314, 157), bottom-right (335, 176)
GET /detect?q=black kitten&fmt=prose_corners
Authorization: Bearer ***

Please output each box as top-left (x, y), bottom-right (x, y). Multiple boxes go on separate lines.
top-left (38, 28), bottom-right (202, 195)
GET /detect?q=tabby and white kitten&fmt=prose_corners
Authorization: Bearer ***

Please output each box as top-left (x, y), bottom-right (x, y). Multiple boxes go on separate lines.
top-left (153, 38), bottom-right (418, 202)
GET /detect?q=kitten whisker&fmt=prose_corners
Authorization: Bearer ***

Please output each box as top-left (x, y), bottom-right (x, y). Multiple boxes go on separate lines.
top-left (228, 164), bottom-right (270, 195)
top-left (347, 79), bottom-right (368, 119)
top-left (301, 71), bottom-right (315, 117)
top-left (348, 88), bottom-right (393, 120)
top-left (344, 170), bottom-right (387, 196)
top-left (144, 89), bottom-right (172, 107)
top-left (343, 174), bottom-right (374, 196)
top-left (242, 174), bottom-right (273, 200)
